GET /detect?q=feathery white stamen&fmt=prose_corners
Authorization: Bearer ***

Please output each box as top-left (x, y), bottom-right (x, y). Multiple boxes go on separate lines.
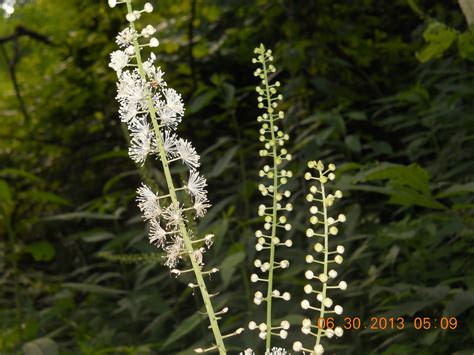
top-left (186, 170), bottom-right (208, 201)
top-left (149, 219), bottom-right (168, 248)
top-left (175, 139), bottom-right (200, 169)
top-left (164, 238), bottom-right (184, 268)
top-left (116, 28), bottom-right (137, 48)
top-left (109, 50), bottom-right (130, 77)
top-left (193, 196), bottom-right (211, 218)
top-left (136, 184), bottom-right (161, 220)
top-left (163, 204), bottom-right (185, 229)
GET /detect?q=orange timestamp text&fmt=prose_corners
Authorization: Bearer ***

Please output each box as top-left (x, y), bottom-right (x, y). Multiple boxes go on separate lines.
top-left (316, 316), bottom-right (459, 331)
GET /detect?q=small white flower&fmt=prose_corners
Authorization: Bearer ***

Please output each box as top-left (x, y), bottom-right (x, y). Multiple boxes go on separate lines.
top-left (136, 184), bottom-right (161, 220)
top-left (204, 234), bottom-right (214, 248)
top-left (193, 197), bottom-right (211, 218)
top-left (163, 88), bottom-right (184, 116)
top-left (118, 104), bottom-right (139, 124)
top-left (163, 204), bottom-right (185, 229)
top-left (117, 70), bottom-right (147, 111)
top-left (116, 28), bottom-right (137, 48)
top-left (193, 248), bottom-right (204, 266)
top-left (108, 0), bottom-right (117, 8)
top-left (160, 129), bottom-right (178, 158)
top-left (149, 219), bottom-right (167, 248)
top-left (109, 50), bottom-right (129, 77)
top-left (175, 138), bottom-right (200, 169)
top-left (128, 118), bottom-right (155, 164)
top-left (186, 170), bottom-right (208, 201)
top-left (156, 105), bottom-right (180, 127)
top-left (164, 238), bottom-right (184, 268)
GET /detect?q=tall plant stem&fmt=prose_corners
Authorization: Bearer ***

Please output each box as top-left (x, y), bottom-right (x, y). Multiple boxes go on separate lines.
top-left (125, 2), bottom-right (226, 353)
top-left (315, 174), bottom-right (328, 348)
top-left (262, 57), bottom-right (278, 352)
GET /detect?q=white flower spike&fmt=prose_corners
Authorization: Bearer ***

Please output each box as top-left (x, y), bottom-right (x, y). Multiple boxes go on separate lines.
top-left (108, 1), bottom-right (230, 353)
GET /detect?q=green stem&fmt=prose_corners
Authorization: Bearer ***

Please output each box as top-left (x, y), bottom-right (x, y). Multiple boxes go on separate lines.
top-left (315, 175), bottom-right (328, 348)
top-left (262, 54), bottom-right (278, 352)
top-left (124, 2), bottom-right (226, 353)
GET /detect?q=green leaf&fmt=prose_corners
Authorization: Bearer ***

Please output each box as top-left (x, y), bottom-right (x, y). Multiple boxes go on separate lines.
top-left (90, 150), bottom-right (129, 162)
top-left (0, 168), bottom-right (42, 182)
top-left (80, 230), bottom-right (115, 243)
top-left (187, 90), bottom-right (218, 114)
top-left (345, 135), bottom-right (361, 153)
top-left (162, 312), bottom-right (202, 349)
top-left (63, 282), bottom-right (127, 295)
top-left (23, 241), bottom-right (56, 262)
top-left (443, 291), bottom-right (474, 316)
top-left (23, 190), bottom-right (71, 206)
top-left (436, 182), bottom-right (474, 198)
top-left (22, 338), bottom-right (58, 355)
top-left (357, 163), bottom-right (431, 195)
top-left (458, 30), bottom-right (474, 60)
top-left (220, 251), bottom-right (245, 287)
top-left (207, 146), bottom-right (238, 178)
top-left (416, 21), bottom-right (457, 62)
top-left (43, 211), bottom-right (120, 222)
top-left (0, 179), bottom-right (12, 205)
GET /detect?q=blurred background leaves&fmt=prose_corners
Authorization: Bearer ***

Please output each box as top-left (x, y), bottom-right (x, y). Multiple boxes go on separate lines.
top-left (0, 0), bottom-right (473, 354)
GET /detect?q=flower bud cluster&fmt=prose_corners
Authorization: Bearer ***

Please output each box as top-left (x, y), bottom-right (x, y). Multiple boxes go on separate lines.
top-left (249, 44), bottom-right (292, 349)
top-left (293, 161), bottom-right (347, 354)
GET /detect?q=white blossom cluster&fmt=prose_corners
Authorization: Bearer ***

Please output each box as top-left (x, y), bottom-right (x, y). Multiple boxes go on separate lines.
top-left (1, 0), bottom-right (16, 17)
top-left (248, 44), bottom-right (293, 346)
top-left (108, 0), bottom-right (212, 269)
top-left (293, 161), bottom-right (347, 354)
top-left (240, 347), bottom-right (290, 355)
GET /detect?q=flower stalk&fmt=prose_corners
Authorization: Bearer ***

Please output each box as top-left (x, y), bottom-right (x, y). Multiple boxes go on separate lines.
top-left (249, 44), bottom-right (293, 351)
top-left (293, 161), bottom-right (347, 354)
top-left (108, 1), bottom-right (234, 353)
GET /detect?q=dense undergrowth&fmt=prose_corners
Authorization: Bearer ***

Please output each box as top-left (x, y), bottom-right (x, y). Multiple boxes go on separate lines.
top-left (0, 0), bottom-right (473, 354)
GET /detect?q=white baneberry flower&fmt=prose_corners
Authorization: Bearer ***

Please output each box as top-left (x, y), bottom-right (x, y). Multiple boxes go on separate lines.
top-left (109, 50), bottom-right (129, 77)
top-left (149, 219), bottom-right (168, 248)
top-left (156, 104), bottom-right (180, 127)
top-left (160, 129), bottom-right (178, 158)
top-left (164, 238), bottom-right (184, 268)
top-left (118, 104), bottom-right (139, 124)
top-left (146, 65), bottom-right (167, 87)
top-left (136, 184), bottom-right (161, 220)
top-left (186, 170), bottom-right (208, 201)
top-left (240, 348), bottom-right (288, 355)
top-left (128, 119), bottom-right (154, 164)
top-left (163, 88), bottom-right (184, 116)
top-left (116, 27), bottom-right (137, 48)
top-left (175, 138), bottom-right (200, 169)
top-left (117, 70), bottom-right (147, 110)
top-left (163, 204), bottom-right (185, 229)
top-left (193, 248), bottom-right (204, 266)
top-left (193, 196), bottom-right (211, 218)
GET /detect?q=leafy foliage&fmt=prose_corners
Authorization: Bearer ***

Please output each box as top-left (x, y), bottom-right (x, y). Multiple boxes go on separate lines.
top-left (0, 0), bottom-right (473, 354)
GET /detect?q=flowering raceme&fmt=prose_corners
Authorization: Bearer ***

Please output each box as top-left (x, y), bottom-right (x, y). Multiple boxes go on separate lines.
top-left (107, 1), bottom-right (243, 353)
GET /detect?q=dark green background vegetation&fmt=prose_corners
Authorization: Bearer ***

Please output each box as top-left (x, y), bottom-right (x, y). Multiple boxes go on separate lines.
top-left (1, 0), bottom-right (473, 353)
